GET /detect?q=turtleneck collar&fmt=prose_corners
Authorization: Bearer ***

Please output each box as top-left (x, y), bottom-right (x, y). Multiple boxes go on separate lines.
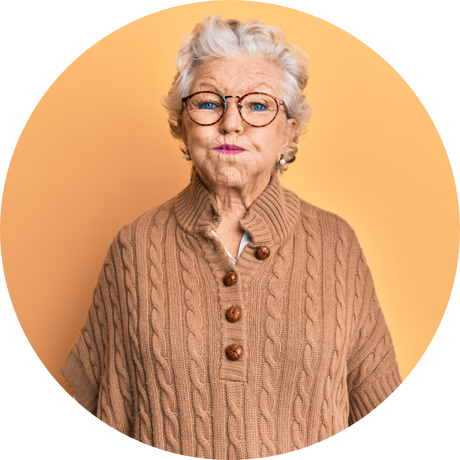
top-left (173, 168), bottom-right (301, 247)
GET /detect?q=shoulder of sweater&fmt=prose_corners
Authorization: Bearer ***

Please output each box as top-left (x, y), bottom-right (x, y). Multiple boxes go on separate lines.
top-left (298, 196), bottom-right (357, 239)
top-left (110, 197), bottom-right (176, 245)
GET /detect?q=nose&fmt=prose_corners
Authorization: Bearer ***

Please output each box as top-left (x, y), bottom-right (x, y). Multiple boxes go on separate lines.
top-left (219, 97), bottom-right (244, 135)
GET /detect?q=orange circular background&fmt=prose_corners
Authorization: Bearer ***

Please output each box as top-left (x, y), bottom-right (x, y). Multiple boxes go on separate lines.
top-left (1, 1), bottom-right (458, 397)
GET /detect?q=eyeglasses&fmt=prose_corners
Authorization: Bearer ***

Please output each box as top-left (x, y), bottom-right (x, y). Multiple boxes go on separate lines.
top-left (181, 91), bottom-right (286, 127)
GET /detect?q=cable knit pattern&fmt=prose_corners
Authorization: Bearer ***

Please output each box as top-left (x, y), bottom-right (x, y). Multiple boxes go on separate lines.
top-left (354, 290), bottom-right (392, 389)
top-left (259, 239), bottom-right (290, 457)
top-left (119, 225), bottom-right (153, 445)
top-left (292, 213), bottom-right (320, 449)
top-left (149, 207), bottom-right (181, 453)
top-left (178, 229), bottom-right (213, 459)
top-left (82, 312), bottom-right (101, 388)
top-left (74, 311), bottom-right (101, 416)
top-left (61, 168), bottom-right (402, 458)
top-left (227, 383), bottom-right (245, 459)
top-left (92, 284), bottom-right (114, 424)
top-left (351, 248), bottom-right (367, 338)
top-left (104, 254), bottom-right (132, 434)
top-left (346, 249), bottom-right (368, 400)
top-left (331, 218), bottom-right (351, 435)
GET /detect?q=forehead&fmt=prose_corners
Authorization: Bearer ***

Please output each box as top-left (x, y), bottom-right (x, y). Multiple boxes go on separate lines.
top-left (191, 56), bottom-right (283, 96)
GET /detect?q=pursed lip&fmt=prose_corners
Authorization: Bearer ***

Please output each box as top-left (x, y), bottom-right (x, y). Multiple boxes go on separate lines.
top-left (213, 144), bottom-right (246, 154)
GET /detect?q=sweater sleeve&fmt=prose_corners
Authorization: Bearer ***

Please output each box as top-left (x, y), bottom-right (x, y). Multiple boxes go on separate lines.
top-left (60, 236), bottom-right (120, 416)
top-left (346, 231), bottom-right (402, 426)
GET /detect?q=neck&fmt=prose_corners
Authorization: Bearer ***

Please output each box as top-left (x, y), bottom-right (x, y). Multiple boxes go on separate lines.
top-left (195, 169), bottom-right (273, 220)
top-left (173, 166), bottom-right (300, 247)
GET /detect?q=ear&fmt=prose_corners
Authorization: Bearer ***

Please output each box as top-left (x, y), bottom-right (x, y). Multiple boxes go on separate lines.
top-left (177, 116), bottom-right (188, 146)
top-left (281, 117), bottom-right (297, 153)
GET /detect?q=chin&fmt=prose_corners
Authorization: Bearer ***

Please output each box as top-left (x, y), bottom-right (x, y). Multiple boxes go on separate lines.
top-left (214, 166), bottom-right (245, 186)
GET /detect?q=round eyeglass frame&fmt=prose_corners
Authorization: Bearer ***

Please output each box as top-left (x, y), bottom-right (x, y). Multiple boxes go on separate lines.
top-left (181, 91), bottom-right (286, 127)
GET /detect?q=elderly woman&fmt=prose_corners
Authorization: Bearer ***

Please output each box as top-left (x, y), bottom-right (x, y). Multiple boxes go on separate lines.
top-left (61, 16), bottom-right (402, 459)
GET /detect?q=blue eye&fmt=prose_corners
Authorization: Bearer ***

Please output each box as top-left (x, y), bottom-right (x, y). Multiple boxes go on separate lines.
top-left (199, 101), bottom-right (218, 110)
top-left (251, 103), bottom-right (267, 112)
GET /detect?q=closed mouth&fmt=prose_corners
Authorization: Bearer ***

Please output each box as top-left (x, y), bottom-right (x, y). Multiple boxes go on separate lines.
top-left (214, 144), bottom-right (244, 151)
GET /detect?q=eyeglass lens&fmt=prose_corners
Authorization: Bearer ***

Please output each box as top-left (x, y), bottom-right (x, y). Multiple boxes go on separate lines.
top-left (186, 93), bottom-right (278, 126)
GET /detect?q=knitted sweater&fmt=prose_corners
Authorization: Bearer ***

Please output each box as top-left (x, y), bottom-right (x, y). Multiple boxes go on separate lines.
top-left (61, 168), bottom-right (402, 458)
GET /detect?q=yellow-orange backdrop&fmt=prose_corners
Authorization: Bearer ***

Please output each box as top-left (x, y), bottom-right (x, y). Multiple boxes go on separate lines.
top-left (1, 1), bottom-right (458, 396)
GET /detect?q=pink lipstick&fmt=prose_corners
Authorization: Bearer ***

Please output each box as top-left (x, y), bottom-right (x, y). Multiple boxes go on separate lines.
top-left (213, 144), bottom-right (245, 155)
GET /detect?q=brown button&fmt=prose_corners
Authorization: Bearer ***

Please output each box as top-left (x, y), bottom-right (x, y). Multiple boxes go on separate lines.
top-left (223, 271), bottom-right (237, 286)
top-left (255, 245), bottom-right (270, 260)
top-left (225, 306), bottom-right (242, 323)
top-left (226, 344), bottom-right (243, 361)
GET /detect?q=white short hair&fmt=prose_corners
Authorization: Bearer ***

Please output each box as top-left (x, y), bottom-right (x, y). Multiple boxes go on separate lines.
top-left (162, 15), bottom-right (312, 172)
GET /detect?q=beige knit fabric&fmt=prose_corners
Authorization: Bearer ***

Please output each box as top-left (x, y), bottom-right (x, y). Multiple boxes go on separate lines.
top-left (61, 168), bottom-right (402, 458)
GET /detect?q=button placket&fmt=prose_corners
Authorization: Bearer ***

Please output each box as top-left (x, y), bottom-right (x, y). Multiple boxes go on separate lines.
top-left (218, 243), bottom-right (273, 374)
top-left (222, 269), bottom-right (244, 363)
